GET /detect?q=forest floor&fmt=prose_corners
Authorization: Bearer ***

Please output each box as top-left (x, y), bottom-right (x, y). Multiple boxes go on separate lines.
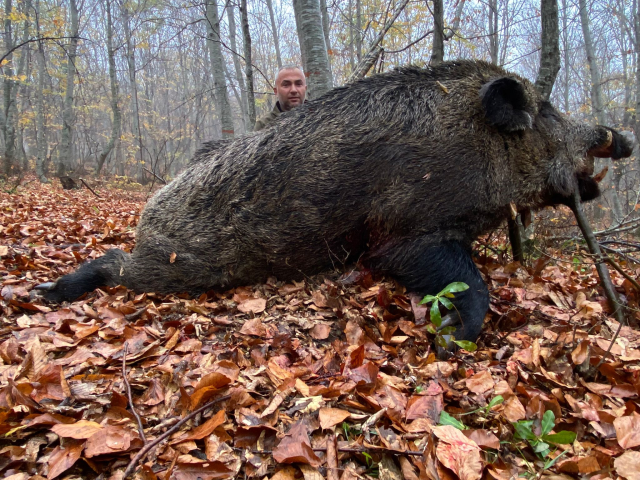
top-left (1, 178), bottom-right (640, 480)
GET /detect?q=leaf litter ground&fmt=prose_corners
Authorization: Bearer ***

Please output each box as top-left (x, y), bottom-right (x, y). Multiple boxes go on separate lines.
top-left (2, 180), bottom-right (640, 480)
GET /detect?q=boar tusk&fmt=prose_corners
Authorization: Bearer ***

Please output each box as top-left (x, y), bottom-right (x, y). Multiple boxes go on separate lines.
top-left (509, 202), bottom-right (518, 219)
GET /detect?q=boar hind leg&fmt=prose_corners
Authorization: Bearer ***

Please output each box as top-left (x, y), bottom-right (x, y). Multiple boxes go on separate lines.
top-left (371, 239), bottom-right (489, 342)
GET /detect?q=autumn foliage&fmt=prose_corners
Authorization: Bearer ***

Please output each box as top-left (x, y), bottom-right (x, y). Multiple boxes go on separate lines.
top-left (1, 179), bottom-right (640, 480)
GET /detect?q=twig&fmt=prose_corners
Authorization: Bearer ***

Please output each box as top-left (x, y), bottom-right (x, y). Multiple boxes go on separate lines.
top-left (603, 255), bottom-right (640, 292)
top-left (123, 394), bottom-right (231, 479)
top-left (79, 178), bottom-right (100, 197)
top-left (122, 343), bottom-right (147, 444)
top-left (143, 167), bottom-right (167, 185)
top-left (125, 306), bottom-right (148, 322)
top-left (242, 447), bottom-right (424, 456)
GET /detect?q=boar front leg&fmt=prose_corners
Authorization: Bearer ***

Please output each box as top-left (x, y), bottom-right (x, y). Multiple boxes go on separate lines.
top-left (370, 239), bottom-right (489, 343)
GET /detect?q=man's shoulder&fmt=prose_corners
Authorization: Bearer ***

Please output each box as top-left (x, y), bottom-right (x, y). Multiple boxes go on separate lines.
top-left (254, 107), bottom-right (281, 131)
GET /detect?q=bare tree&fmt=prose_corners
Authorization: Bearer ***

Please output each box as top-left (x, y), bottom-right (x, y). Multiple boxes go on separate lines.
top-left (240, 0), bottom-right (256, 129)
top-left (578, 0), bottom-right (605, 124)
top-left (293, 0), bottom-right (333, 98)
top-left (2, 0), bottom-right (16, 175)
top-left (58, 0), bottom-right (79, 177)
top-left (96, 0), bottom-right (121, 175)
top-left (35, 0), bottom-right (47, 183)
top-left (265, 0), bottom-right (282, 70)
top-left (226, 1), bottom-right (248, 130)
top-left (535, 0), bottom-right (560, 100)
top-left (431, 0), bottom-right (444, 65)
top-left (205, 0), bottom-right (234, 138)
top-left (121, 0), bottom-right (144, 180)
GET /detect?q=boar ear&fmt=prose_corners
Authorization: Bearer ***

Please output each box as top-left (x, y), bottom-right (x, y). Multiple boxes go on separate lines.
top-left (479, 77), bottom-right (533, 132)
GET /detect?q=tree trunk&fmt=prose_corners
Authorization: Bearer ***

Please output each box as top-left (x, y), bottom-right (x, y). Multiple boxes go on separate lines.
top-left (293, 0), bottom-right (333, 99)
top-left (431, 0), bottom-right (444, 65)
top-left (122, 1), bottom-right (144, 181)
top-left (535, 0), bottom-right (560, 100)
top-left (319, 0), bottom-right (332, 73)
top-left (96, 0), bottom-right (121, 176)
top-left (205, 0), bottom-right (234, 139)
top-left (634, 0), bottom-right (640, 143)
top-left (12, 0), bottom-right (31, 172)
top-left (348, 0), bottom-right (354, 71)
top-left (57, 0), bottom-right (79, 177)
top-left (618, 2), bottom-right (631, 127)
top-left (240, 0), bottom-right (256, 129)
top-left (2, 0), bottom-right (15, 176)
top-left (226, 1), bottom-right (248, 130)
top-left (488, 0), bottom-right (499, 65)
top-left (265, 0), bottom-right (282, 70)
top-left (561, 0), bottom-right (570, 112)
top-left (355, 0), bottom-right (362, 61)
top-left (34, 0), bottom-right (47, 183)
top-left (578, 0), bottom-right (605, 125)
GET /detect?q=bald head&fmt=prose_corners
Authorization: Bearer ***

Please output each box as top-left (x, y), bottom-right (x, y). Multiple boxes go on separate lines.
top-left (274, 66), bottom-right (307, 111)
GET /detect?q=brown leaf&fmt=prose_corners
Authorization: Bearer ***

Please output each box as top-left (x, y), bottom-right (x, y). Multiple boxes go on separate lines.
top-left (51, 420), bottom-right (102, 440)
top-left (464, 429), bottom-right (500, 450)
top-left (614, 413), bottom-right (640, 449)
top-left (571, 340), bottom-right (589, 365)
top-left (615, 451), bottom-right (640, 480)
top-left (501, 396), bottom-right (526, 422)
top-left (433, 425), bottom-right (483, 480)
top-left (239, 318), bottom-right (268, 337)
top-left (237, 298), bottom-right (266, 314)
top-left (272, 422), bottom-right (321, 467)
top-left (84, 425), bottom-right (139, 457)
top-left (465, 370), bottom-right (493, 394)
top-left (310, 324), bottom-right (331, 340)
top-left (398, 456), bottom-right (420, 480)
top-left (47, 440), bottom-right (83, 480)
top-left (405, 394), bottom-right (443, 422)
top-left (319, 408), bottom-right (351, 430)
top-left (173, 410), bottom-right (226, 444)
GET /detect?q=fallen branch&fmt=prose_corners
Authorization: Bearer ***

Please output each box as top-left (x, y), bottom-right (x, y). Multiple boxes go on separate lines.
top-left (123, 394), bottom-right (231, 479)
top-left (79, 178), bottom-right (101, 197)
top-left (122, 343), bottom-right (147, 444)
top-left (569, 191), bottom-right (626, 372)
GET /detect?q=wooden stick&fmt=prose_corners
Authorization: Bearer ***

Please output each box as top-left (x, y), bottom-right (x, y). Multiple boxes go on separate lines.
top-left (79, 178), bottom-right (101, 197)
top-left (122, 343), bottom-right (147, 444)
top-left (123, 394), bottom-right (231, 478)
top-left (143, 167), bottom-right (167, 185)
top-left (569, 191), bottom-right (626, 372)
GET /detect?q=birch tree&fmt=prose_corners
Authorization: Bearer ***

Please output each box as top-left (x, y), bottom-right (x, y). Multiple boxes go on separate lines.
top-left (35, 0), bottom-right (46, 183)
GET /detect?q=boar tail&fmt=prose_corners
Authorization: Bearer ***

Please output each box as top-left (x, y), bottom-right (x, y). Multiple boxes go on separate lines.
top-left (41, 249), bottom-right (132, 303)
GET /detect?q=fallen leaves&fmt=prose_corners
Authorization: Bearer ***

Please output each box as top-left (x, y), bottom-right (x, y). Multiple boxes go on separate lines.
top-left (2, 180), bottom-right (640, 480)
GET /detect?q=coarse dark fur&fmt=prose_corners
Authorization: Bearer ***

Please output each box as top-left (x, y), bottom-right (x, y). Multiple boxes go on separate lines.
top-left (43, 60), bottom-right (633, 343)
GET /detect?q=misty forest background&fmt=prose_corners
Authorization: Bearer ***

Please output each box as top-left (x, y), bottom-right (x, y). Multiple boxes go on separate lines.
top-left (0, 0), bottom-right (638, 228)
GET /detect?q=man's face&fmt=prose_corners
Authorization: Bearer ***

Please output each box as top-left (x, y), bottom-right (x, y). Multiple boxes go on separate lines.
top-left (274, 69), bottom-right (307, 111)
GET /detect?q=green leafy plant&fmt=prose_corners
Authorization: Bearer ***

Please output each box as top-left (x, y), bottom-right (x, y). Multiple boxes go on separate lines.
top-left (512, 410), bottom-right (576, 459)
top-left (361, 452), bottom-right (380, 477)
top-left (420, 282), bottom-right (477, 351)
top-left (439, 410), bottom-right (467, 430)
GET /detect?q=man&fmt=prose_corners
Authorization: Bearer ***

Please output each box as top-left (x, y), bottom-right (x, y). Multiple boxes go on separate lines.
top-left (254, 66), bottom-right (307, 131)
